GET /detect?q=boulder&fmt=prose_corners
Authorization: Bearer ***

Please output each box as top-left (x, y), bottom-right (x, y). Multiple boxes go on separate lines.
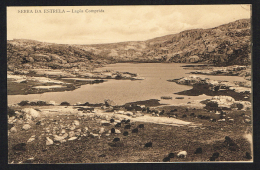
top-left (21, 108), bottom-right (40, 120)
top-left (22, 124), bottom-right (31, 131)
top-left (53, 135), bottom-right (66, 142)
top-left (100, 120), bottom-right (111, 126)
top-left (99, 127), bottom-right (105, 134)
top-left (10, 127), bottom-right (17, 133)
top-left (27, 136), bottom-right (35, 143)
top-left (115, 129), bottom-right (121, 134)
top-left (73, 120), bottom-right (80, 126)
top-left (68, 137), bottom-right (78, 141)
top-left (104, 99), bottom-right (117, 107)
top-left (46, 137), bottom-right (53, 145)
top-left (16, 120), bottom-right (23, 125)
top-left (177, 151), bottom-right (187, 158)
top-left (69, 131), bottom-right (75, 137)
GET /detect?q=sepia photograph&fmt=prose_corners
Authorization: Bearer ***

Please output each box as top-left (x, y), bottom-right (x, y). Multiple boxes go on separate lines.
top-left (7, 5), bottom-right (252, 163)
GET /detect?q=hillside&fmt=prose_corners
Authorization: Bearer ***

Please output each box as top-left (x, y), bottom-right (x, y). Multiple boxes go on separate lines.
top-left (7, 19), bottom-right (251, 70)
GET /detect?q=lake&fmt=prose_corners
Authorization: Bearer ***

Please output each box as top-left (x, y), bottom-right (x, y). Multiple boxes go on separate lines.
top-left (7, 63), bottom-right (246, 105)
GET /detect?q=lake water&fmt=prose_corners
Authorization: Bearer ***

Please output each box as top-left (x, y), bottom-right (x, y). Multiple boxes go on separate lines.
top-left (7, 63), bottom-right (246, 105)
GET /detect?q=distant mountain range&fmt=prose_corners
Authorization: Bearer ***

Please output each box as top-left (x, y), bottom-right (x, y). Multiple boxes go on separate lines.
top-left (7, 18), bottom-right (251, 71)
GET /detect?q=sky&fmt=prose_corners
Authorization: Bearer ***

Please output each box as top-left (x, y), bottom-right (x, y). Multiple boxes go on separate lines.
top-left (7, 5), bottom-right (251, 45)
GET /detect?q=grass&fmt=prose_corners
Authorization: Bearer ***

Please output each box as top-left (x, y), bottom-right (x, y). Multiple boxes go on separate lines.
top-left (8, 105), bottom-right (252, 163)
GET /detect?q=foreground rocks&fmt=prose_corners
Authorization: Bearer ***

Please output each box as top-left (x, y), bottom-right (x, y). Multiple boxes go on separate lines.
top-left (8, 98), bottom-right (252, 163)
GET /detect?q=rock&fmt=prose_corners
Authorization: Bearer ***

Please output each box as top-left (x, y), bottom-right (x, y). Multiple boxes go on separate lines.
top-left (61, 129), bottom-right (66, 134)
top-left (117, 111), bottom-right (124, 114)
top-left (100, 120), bottom-right (111, 126)
top-left (168, 153), bottom-right (174, 158)
top-left (16, 120), bottom-right (23, 125)
top-left (62, 133), bottom-right (68, 138)
top-left (69, 131), bottom-right (75, 137)
top-left (144, 142), bottom-right (152, 147)
top-left (53, 135), bottom-right (66, 143)
top-left (104, 99), bottom-right (117, 107)
top-left (177, 151), bottom-right (187, 158)
top-left (78, 112), bottom-right (84, 117)
top-left (21, 108), bottom-right (40, 120)
top-left (98, 154), bottom-right (106, 157)
top-left (110, 119), bottom-right (115, 123)
top-left (245, 119), bottom-right (251, 123)
top-left (10, 127), bottom-right (17, 133)
top-left (75, 129), bottom-right (82, 136)
top-left (70, 125), bottom-right (76, 131)
top-left (194, 147), bottom-right (202, 154)
top-left (13, 143), bottom-right (26, 151)
top-left (84, 127), bottom-right (89, 132)
top-left (115, 129), bottom-right (121, 134)
top-left (99, 127), bottom-right (105, 134)
top-left (48, 101), bottom-right (56, 105)
top-left (229, 119), bottom-right (234, 122)
top-left (46, 137), bottom-right (53, 145)
top-left (27, 136), bottom-right (35, 143)
top-left (22, 124), bottom-right (31, 131)
top-left (68, 137), bottom-right (78, 141)
top-left (218, 119), bottom-right (226, 122)
top-left (73, 120), bottom-right (80, 126)
top-left (89, 133), bottom-right (99, 138)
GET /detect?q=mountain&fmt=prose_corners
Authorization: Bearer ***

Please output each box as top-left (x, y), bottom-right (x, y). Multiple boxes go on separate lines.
top-left (7, 19), bottom-right (251, 71)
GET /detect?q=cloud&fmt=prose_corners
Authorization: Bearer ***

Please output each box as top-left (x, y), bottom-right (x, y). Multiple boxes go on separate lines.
top-left (7, 5), bottom-right (251, 44)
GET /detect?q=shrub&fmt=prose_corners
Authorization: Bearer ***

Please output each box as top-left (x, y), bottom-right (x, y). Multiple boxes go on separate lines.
top-left (60, 101), bottom-right (70, 106)
top-left (18, 100), bottom-right (29, 106)
top-left (8, 107), bottom-right (16, 117)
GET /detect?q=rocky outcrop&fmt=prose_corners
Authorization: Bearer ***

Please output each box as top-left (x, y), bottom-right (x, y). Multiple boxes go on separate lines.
top-left (7, 19), bottom-right (251, 70)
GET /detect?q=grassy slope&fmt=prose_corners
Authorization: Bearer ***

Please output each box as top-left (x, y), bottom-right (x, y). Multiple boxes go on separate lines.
top-left (8, 105), bottom-right (252, 163)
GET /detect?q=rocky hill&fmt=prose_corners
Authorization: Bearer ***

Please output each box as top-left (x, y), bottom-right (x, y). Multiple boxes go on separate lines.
top-left (7, 19), bottom-right (251, 70)
top-left (7, 39), bottom-right (112, 71)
